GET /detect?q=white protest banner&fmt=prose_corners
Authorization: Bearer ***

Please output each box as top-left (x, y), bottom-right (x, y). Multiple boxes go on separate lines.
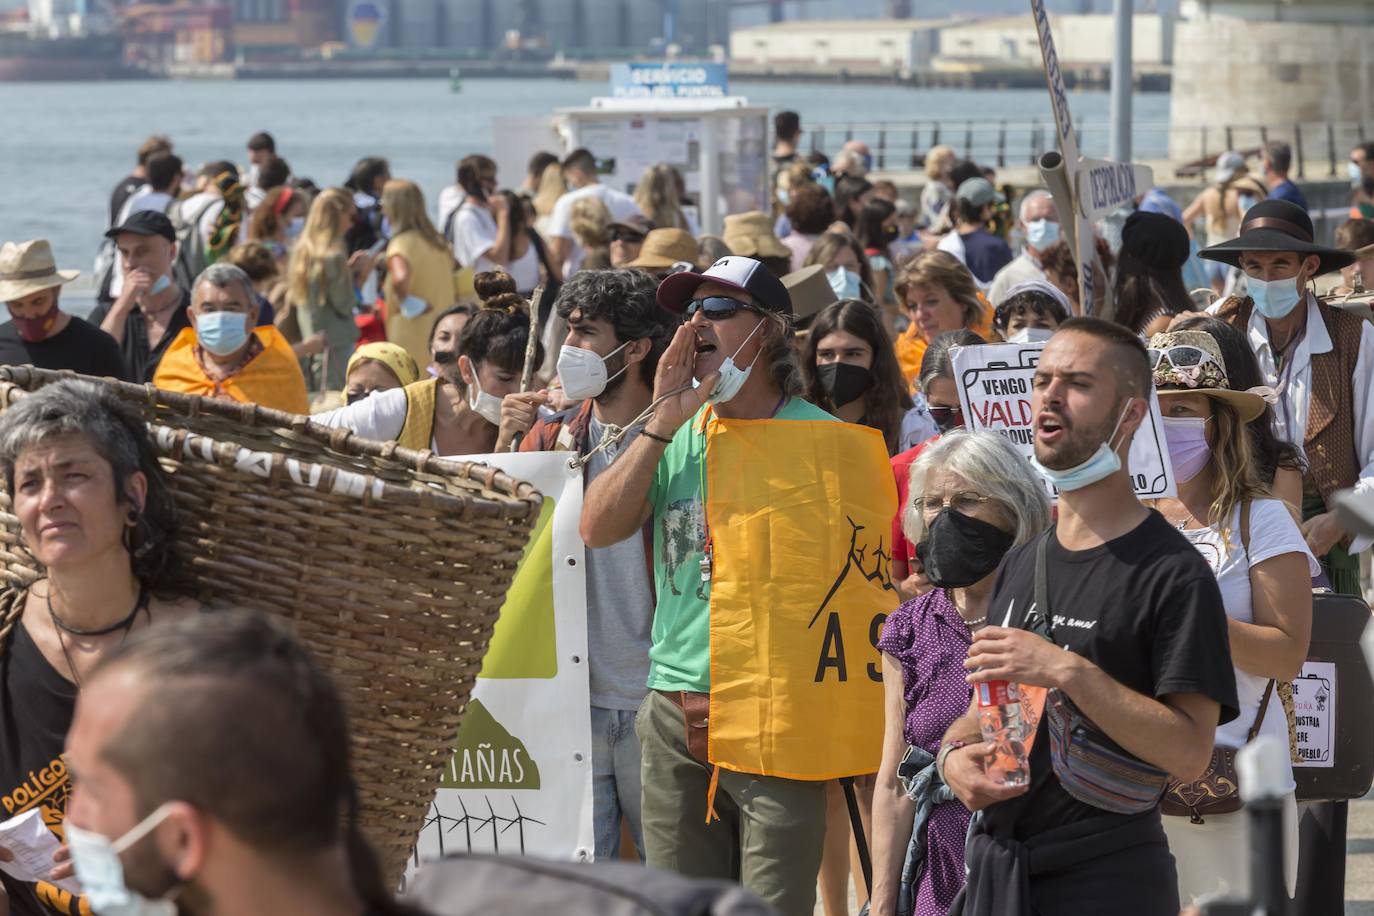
top-left (408, 451), bottom-right (593, 877)
top-left (951, 341), bottom-right (1177, 499)
top-left (1292, 661), bottom-right (1337, 768)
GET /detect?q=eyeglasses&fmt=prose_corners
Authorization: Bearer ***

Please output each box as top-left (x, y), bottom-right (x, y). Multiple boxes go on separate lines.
top-left (917, 491), bottom-right (991, 515)
top-left (610, 228), bottom-right (646, 244)
top-left (685, 296), bottom-right (758, 321)
top-left (927, 405), bottom-right (964, 433)
top-left (1147, 345), bottom-right (1223, 374)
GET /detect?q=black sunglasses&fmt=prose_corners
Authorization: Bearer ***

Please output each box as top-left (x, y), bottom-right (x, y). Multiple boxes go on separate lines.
top-left (685, 296), bottom-right (758, 321)
top-left (610, 228), bottom-right (646, 244)
top-left (927, 405), bottom-right (964, 433)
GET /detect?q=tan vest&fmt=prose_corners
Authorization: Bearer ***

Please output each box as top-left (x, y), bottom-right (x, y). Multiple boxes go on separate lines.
top-left (398, 377), bottom-right (439, 451)
top-left (1215, 296), bottom-right (1362, 504)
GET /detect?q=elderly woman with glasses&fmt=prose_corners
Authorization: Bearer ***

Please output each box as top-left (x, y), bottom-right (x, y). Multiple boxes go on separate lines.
top-left (871, 431), bottom-right (1051, 916)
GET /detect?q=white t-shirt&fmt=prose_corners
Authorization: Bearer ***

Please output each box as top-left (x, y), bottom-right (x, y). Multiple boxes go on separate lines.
top-left (453, 203), bottom-right (542, 291)
top-left (314, 386), bottom-right (432, 450)
top-left (1179, 498), bottom-right (1319, 792)
top-left (116, 186), bottom-right (172, 226)
top-left (546, 184), bottom-right (643, 276)
top-left (437, 184), bottom-right (465, 236)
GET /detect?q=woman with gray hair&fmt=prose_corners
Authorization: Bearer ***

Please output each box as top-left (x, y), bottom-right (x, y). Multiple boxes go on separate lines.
top-left (871, 430), bottom-right (1051, 916)
top-left (0, 380), bottom-right (197, 913)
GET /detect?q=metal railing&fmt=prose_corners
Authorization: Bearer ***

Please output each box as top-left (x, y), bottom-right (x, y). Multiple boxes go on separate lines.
top-left (807, 119), bottom-right (1373, 179)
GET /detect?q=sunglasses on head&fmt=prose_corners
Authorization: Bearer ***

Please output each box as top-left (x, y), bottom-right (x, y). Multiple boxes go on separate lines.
top-left (1147, 345), bottom-right (1222, 373)
top-left (610, 228), bottom-right (646, 244)
top-left (685, 296), bottom-right (758, 321)
top-left (927, 405), bottom-right (964, 433)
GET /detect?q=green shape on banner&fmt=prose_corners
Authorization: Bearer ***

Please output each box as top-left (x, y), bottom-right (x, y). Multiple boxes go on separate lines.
top-left (440, 699), bottom-right (541, 789)
top-left (478, 496), bottom-right (557, 679)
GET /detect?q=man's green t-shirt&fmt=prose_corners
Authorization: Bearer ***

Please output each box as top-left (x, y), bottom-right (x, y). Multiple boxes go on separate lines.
top-left (645, 399), bottom-right (836, 693)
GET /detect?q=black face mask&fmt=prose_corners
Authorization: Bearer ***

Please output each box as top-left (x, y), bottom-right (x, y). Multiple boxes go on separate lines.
top-left (817, 362), bottom-right (873, 408)
top-left (346, 390), bottom-right (371, 405)
top-left (882, 223), bottom-right (900, 244)
top-left (432, 350), bottom-right (458, 365)
top-left (915, 507), bottom-right (1014, 589)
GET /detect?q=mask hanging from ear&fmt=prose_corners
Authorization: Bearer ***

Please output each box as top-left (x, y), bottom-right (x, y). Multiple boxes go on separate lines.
top-left (1030, 399), bottom-right (1135, 492)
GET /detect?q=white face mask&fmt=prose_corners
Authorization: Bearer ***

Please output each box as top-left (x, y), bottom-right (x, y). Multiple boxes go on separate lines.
top-left (557, 340), bottom-right (630, 401)
top-left (1007, 326), bottom-right (1055, 345)
top-left (708, 318), bottom-right (767, 406)
top-left (463, 359), bottom-right (504, 426)
top-left (65, 803), bottom-right (179, 916)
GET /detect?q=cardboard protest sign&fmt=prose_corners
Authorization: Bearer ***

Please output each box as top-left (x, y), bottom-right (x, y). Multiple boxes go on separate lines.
top-left (1029, 0), bottom-right (1153, 319)
top-left (410, 451), bottom-right (594, 873)
top-left (951, 341), bottom-right (1177, 500)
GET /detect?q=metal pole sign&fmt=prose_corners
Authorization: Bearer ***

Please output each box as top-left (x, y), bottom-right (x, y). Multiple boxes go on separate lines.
top-left (1029, 0), bottom-right (1153, 320)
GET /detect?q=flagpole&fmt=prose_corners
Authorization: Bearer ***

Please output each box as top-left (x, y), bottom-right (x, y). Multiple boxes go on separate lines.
top-left (1109, 0), bottom-right (1134, 163)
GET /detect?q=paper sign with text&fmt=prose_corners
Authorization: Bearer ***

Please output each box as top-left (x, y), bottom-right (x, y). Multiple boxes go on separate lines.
top-left (1292, 661), bottom-right (1336, 768)
top-left (951, 342), bottom-right (1176, 500)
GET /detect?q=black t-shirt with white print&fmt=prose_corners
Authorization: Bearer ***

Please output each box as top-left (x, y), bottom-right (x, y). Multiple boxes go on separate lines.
top-left (981, 510), bottom-right (1239, 841)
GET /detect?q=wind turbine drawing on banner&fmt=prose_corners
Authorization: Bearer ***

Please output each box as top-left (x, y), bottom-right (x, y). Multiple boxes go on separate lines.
top-left (1029, 0), bottom-right (1153, 321)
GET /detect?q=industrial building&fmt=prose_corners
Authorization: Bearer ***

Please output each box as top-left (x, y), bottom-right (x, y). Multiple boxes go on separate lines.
top-left (728, 19), bottom-right (945, 74)
top-left (938, 13), bottom-right (1173, 67)
top-left (337, 0), bottom-right (732, 56)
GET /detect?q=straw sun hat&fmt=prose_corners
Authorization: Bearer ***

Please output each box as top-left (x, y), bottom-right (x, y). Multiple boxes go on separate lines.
top-left (0, 240), bottom-right (80, 303)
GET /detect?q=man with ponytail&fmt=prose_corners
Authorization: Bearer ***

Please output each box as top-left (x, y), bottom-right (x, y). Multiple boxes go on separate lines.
top-left (61, 609), bottom-right (424, 916)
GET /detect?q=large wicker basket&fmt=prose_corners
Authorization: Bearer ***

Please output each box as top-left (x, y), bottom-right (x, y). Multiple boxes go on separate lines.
top-left (0, 367), bottom-right (541, 883)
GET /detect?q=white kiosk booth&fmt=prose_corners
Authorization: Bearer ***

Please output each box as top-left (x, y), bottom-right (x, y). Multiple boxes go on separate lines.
top-left (551, 96), bottom-right (769, 237)
top-left (492, 66), bottom-right (769, 237)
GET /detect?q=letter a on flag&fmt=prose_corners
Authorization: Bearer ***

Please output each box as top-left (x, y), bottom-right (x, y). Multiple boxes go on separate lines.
top-left (705, 418), bottom-right (898, 780)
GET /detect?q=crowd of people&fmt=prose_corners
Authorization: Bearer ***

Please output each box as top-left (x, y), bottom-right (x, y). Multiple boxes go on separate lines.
top-left (0, 112), bottom-right (1373, 916)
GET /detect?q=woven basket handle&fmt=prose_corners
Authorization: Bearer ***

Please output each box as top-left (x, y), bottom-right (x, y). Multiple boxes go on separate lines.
top-left (0, 588), bottom-right (27, 660)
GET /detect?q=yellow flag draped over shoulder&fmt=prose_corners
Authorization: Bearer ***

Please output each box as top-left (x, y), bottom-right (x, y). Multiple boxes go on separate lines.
top-left (705, 417), bottom-right (898, 781)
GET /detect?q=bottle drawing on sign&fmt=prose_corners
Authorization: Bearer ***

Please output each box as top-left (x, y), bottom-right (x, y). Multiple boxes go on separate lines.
top-left (977, 679), bottom-right (1029, 786)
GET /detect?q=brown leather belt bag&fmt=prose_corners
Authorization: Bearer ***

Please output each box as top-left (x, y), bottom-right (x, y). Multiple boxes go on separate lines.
top-left (658, 689), bottom-right (711, 764)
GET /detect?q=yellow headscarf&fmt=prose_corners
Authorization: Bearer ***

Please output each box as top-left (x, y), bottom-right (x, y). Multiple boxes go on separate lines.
top-left (346, 342), bottom-right (421, 389)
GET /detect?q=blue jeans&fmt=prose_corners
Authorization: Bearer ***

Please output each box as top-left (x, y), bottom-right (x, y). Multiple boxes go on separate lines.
top-left (591, 705), bottom-right (645, 861)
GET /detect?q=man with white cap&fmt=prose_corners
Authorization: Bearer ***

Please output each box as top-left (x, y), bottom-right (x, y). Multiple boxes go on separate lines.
top-left (581, 256), bottom-right (834, 916)
top-left (0, 240), bottom-right (129, 379)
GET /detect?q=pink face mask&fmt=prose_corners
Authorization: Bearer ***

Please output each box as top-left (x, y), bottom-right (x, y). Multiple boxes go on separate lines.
top-left (1162, 416), bottom-right (1211, 483)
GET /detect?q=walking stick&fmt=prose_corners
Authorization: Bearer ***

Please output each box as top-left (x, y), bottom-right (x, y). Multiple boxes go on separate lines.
top-left (510, 285), bottom-right (544, 452)
top-left (840, 776), bottom-right (873, 897)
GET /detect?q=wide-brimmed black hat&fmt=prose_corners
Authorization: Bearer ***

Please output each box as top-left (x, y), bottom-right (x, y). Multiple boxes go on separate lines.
top-left (1198, 199), bottom-right (1354, 276)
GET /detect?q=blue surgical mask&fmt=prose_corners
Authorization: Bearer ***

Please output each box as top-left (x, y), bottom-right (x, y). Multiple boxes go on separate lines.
top-left (1350, 160), bottom-right (1364, 186)
top-left (827, 266), bottom-right (862, 301)
top-left (777, 187), bottom-right (791, 207)
top-left (400, 295), bottom-right (428, 320)
top-left (708, 318), bottom-right (766, 406)
top-left (1029, 400), bottom-right (1134, 492)
top-left (1025, 218), bottom-right (1060, 251)
top-left (1248, 275), bottom-right (1304, 320)
top-left (65, 804), bottom-right (179, 916)
top-left (148, 274), bottom-right (172, 296)
top-left (195, 310), bottom-right (250, 357)
top-left (286, 216), bottom-right (305, 240)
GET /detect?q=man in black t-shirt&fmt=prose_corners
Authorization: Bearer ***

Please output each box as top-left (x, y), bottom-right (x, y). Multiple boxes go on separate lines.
top-left (0, 239), bottom-right (130, 380)
top-left (89, 211), bottom-right (192, 383)
top-left (940, 318), bottom-right (1237, 916)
